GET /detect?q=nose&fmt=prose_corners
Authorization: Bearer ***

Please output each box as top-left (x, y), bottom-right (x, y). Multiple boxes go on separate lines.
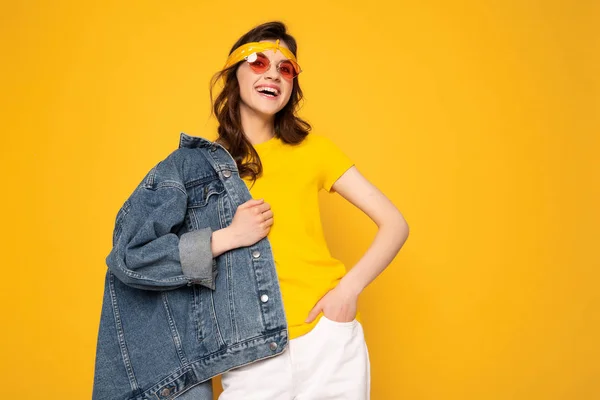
top-left (264, 63), bottom-right (281, 81)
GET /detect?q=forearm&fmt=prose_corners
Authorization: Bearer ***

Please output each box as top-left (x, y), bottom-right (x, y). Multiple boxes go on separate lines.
top-left (211, 227), bottom-right (238, 257)
top-left (338, 215), bottom-right (409, 296)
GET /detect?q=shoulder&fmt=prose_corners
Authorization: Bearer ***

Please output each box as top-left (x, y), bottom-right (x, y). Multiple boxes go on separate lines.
top-left (303, 133), bottom-right (330, 144)
top-left (143, 145), bottom-right (214, 190)
top-left (299, 133), bottom-right (340, 152)
top-left (301, 134), bottom-right (350, 160)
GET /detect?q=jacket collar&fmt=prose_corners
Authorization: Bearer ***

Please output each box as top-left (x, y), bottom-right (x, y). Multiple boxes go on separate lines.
top-left (179, 132), bottom-right (214, 149)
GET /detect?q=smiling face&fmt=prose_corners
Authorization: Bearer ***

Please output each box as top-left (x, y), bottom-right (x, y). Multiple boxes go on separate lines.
top-left (236, 39), bottom-right (295, 118)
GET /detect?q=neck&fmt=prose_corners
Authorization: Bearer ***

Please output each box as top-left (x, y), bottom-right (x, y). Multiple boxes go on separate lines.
top-left (239, 102), bottom-right (275, 145)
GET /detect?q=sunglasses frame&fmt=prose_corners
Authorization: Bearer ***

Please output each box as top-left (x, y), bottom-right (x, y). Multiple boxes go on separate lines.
top-left (243, 52), bottom-right (302, 81)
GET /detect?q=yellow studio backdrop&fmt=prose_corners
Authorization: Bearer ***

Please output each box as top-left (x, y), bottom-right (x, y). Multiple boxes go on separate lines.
top-left (1, 1), bottom-right (598, 398)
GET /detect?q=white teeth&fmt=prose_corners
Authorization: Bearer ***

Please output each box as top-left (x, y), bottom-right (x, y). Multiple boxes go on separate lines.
top-left (256, 86), bottom-right (280, 96)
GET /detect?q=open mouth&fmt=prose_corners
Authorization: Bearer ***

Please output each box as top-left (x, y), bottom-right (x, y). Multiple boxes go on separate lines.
top-left (255, 86), bottom-right (280, 99)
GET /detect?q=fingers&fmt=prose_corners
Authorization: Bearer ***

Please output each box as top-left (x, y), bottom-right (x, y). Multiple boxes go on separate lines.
top-left (251, 203), bottom-right (271, 217)
top-left (261, 210), bottom-right (274, 220)
top-left (240, 199), bottom-right (273, 237)
top-left (261, 216), bottom-right (274, 229)
top-left (305, 305), bottom-right (321, 323)
top-left (256, 202), bottom-right (271, 213)
top-left (258, 209), bottom-right (273, 233)
top-left (240, 198), bottom-right (264, 209)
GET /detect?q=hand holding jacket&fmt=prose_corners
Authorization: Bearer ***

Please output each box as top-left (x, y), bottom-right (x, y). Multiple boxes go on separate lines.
top-left (227, 198), bottom-right (274, 247)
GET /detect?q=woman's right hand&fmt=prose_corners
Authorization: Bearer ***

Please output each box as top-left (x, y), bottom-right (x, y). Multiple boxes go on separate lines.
top-left (227, 199), bottom-right (273, 248)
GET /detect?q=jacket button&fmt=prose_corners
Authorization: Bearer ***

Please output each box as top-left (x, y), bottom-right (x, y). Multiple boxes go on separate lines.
top-left (269, 342), bottom-right (278, 351)
top-left (260, 294), bottom-right (269, 303)
top-left (210, 145), bottom-right (217, 152)
top-left (223, 170), bottom-right (232, 178)
top-left (252, 250), bottom-right (261, 258)
top-left (161, 387), bottom-right (171, 396)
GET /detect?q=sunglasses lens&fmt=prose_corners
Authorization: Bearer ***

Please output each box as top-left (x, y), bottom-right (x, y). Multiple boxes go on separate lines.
top-left (278, 61), bottom-right (297, 80)
top-left (247, 53), bottom-right (270, 74)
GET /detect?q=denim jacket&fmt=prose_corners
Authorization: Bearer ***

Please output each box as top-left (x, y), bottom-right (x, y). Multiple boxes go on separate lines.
top-left (93, 133), bottom-right (288, 400)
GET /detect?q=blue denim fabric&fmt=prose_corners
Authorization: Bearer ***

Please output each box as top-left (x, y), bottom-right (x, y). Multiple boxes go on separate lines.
top-left (93, 133), bottom-right (288, 400)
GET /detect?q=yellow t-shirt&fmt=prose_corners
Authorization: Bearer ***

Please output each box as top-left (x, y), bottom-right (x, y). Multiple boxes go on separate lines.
top-left (241, 133), bottom-right (355, 339)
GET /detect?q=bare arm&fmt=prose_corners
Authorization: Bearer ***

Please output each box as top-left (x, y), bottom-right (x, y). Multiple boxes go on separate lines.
top-left (211, 228), bottom-right (237, 257)
top-left (305, 165), bottom-right (409, 322)
top-left (332, 166), bottom-right (409, 296)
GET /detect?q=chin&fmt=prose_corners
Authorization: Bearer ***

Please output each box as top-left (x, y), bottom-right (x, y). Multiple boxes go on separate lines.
top-left (253, 104), bottom-right (285, 117)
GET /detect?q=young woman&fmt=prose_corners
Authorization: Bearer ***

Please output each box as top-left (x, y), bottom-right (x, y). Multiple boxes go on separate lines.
top-left (93, 20), bottom-right (408, 400)
top-left (210, 21), bottom-right (409, 399)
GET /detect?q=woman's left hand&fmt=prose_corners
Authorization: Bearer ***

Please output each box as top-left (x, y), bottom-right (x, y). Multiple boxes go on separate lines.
top-left (305, 285), bottom-right (359, 323)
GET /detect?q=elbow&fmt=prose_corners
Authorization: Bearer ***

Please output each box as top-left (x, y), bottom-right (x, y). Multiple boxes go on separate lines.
top-left (399, 217), bottom-right (410, 242)
top-left (391, 211), bottom-right (409, 243)
top-left (402, 216), bottom-right (409, 236)
top-left (377, 210), bottom-right (409, 240)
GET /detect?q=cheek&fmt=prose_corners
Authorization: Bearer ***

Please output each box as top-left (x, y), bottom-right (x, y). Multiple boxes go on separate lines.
top-left (282, 86), bottom-right (294, 104)
top-left (236, 72), bottom-right (254, 102)
top-left (239, 83), bottom-right (252, 102)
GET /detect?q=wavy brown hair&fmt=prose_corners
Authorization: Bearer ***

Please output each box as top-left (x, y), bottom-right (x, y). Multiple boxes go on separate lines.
top-left (209, 21), bottom-right (311, 185)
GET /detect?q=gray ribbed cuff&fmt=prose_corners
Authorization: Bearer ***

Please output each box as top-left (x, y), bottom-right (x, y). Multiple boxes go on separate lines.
top-left (179, 227), bottom-right (217, 290)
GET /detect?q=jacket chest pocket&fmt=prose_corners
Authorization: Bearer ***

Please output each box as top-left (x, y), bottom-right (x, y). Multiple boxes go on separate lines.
top-left (187, 178), bottom-right (225, 208)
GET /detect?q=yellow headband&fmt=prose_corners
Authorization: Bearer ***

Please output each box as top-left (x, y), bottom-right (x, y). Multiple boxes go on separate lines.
top-left (223, 39), bottom-right (301, 74)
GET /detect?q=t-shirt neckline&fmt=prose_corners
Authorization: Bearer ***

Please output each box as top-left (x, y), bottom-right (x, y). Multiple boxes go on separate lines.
top-left (252, 135), bottom-right (279, 151)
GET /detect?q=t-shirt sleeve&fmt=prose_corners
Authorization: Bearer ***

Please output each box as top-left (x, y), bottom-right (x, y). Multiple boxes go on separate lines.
top-left (316, 135), bottom-right (355, 192)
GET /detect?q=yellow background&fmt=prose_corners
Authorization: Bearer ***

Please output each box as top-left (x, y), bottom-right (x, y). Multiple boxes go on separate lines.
top-left (1, 1), bottom-right (598, 398)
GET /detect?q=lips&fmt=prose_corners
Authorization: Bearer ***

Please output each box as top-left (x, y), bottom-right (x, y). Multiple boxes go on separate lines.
top-left (255, 85), bottom-right (281, 98)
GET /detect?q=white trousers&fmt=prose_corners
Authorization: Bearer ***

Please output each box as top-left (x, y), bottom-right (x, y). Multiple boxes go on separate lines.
top-left (219, 315), bottom-right (371, 400)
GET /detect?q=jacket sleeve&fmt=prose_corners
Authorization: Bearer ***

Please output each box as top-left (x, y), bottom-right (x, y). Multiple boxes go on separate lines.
top-left (105, 154), bottom-right (217, 291)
